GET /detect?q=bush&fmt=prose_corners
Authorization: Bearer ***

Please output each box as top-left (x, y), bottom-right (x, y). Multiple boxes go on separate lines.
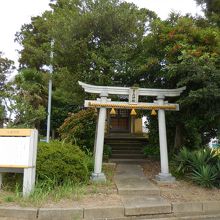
top-left (103, 144), bottom-right (112, 162)
top-left (174, 147), bottom-right (220, 188)
top-left (143, 145), bottom-right (160, 159)
top-left (58, 108), bottom-right (96, 151)
top-left (190, 148), bottom-right (218, 168)
top-left (36, 141), bottom-right (93, 185)
top-left (191, 165), bottom-right (218, 188)
top-left (175, 147), bottom-right (194, 176)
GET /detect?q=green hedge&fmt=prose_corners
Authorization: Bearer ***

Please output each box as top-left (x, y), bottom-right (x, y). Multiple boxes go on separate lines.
top-left (36, 141), bottom-right (93, 184)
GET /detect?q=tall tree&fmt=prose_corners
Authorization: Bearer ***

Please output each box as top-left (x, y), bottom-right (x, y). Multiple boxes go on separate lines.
top-left (15, 0), bottom-right (156, 131)
top-left (195, 0), bottom-right (220, 26)
top-left (141, 15), bottom-right (220, 150)
top-left (0, 52), bottom-right (14, 127)
top-left (9, 68), bottom-right (48, 129)
top-left (195, 0), bottom-right (220, 14)
top-left (15, 0), bottom-right (220, 150)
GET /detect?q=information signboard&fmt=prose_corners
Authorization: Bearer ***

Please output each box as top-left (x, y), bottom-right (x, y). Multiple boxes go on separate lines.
top-left (0, 129), bottom-right (38, 196)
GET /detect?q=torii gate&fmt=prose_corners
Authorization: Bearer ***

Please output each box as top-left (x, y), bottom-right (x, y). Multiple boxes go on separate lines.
top-left (79, 81), bottom-right (185, 182)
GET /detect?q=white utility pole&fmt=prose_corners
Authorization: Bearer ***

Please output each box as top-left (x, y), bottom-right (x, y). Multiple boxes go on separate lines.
top-left (46, 40), bottom-right (54, 143)
top-left (46, 0), bottom-right (56, 143)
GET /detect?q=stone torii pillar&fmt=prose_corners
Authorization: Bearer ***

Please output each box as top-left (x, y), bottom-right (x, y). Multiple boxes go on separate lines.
top-left (91, 92), bottom-right (109, 182)
top-left (156, 95), bottom-right (175, 182)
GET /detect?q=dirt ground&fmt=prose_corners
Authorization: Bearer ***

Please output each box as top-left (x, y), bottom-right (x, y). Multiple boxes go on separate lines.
top-left (142, 158), bottom-right (220, 202)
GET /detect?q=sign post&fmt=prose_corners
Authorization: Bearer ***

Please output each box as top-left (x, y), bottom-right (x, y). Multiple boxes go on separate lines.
top-left (0, 129), bottom-right (38, 196)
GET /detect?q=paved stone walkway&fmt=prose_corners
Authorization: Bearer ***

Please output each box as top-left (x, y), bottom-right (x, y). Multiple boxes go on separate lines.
top-left (115, 164), bottom-right (159, 195)
top-left (114, 164), bottom-right (171, 216)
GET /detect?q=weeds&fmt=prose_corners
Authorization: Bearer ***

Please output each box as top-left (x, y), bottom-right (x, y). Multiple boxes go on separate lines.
top-left (0, 179), bottom-right (87, 207)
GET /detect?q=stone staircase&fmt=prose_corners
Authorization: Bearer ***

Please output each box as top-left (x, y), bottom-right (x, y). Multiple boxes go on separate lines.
top-left (105, 134), bottom-right (147, 162)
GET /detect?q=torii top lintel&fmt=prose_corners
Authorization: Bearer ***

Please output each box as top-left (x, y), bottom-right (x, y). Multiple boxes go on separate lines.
top-left (78, 81), bottom-right (186, 98)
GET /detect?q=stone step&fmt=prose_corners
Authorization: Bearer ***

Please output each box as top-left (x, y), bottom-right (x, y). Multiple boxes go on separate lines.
top-left (105, 138), bottom-right (144, 141)
top-left (105, 135), bottom-right (148, 140)
top-left (118, 187), bottom-right (160, 196)
top-left (111, 151), bottom-right (143, 155)
top-left (112, 149), bottom-right (142, 154)
top-left (110, 143), bottom-right (143, 147)
top-left (106, 142), bottom-right (144, 147)
top-left (110, 158), bottom-right (147, 164)
top-left (110, 144), bottom-right (143, 148)
top-left (111, 154), bottom-right (145, 159)
top-left (121, 195), bottom-right (171, 216)
top-left (108, 141), bottom-right (143, 145)
top-left (111, 147), bottom-right (143, 152)
top-left (105, 139), bottom-right (146, 143)
top-left (115, 178), bottom-right (160, 196)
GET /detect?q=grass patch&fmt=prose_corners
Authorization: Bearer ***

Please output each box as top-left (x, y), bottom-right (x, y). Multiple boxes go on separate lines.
top-left (0, 163), bottom-right (116, 207)
top-left (0, 179), bottom-right (87, 207)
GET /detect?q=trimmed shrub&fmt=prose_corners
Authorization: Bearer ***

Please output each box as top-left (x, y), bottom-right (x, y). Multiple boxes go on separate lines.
top-left (58, 108), bottom-right (96, 151)
top-left (36, 141), bottom-right (93, 185)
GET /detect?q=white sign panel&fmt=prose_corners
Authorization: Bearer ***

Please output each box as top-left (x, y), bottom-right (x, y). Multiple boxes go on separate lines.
top-left (0, 137), bottom-right (31, 167)
top-left (0, 129), bottom-right (38, 196)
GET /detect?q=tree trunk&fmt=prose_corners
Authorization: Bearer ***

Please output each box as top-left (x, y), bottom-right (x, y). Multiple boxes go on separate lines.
top-left (0, 120), bottom-right (3, 128)
top-left (174, 123), bottom-right (184, 152)
top-left (52, 129), bottom-right (55, 139)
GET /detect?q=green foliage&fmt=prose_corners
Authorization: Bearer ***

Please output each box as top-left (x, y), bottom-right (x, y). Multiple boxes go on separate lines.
top-left (59, 108), bottom-right (97, 151)
top-left (37, 140), bottom-right (93, 184)
top-left (103, 144), bottom-right (112, 162)
top-left (195, 0), bottom-right (220, 25)
top-left (190, 148), bottom-right (218, 168)
top-left (0, 164), bottom-right (116, 206)
top-left (143, 145), bottom-right (160, 158)
top-left (0, 52), bottom-right (14, 88)
top-left (191, 165), bottom-right (218, 188)
top-left (13, 0), bottom-right (220, 152)
top-left (0, 179), bottom-right (87, 207)
top-left (143, 16), bottom-right (220, 150)
top-left (15, 0), bottom-right (157, 133)
top-left (174, 147), bottom-right (192, 175)
top-left (216, 160), bottom-right (220, 187)
top-left (175, 147), bottom-right (220, 188)
top-left (0, 105), bottom-right (4, 127)
top-left (0, 52), bottom-right (15, 127)
top-left (7, 68), bottom-right (47, 128)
